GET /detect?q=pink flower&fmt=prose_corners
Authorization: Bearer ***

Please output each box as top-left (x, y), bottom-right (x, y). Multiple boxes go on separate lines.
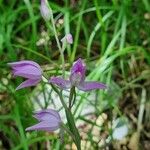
top-left (49, 58), bottom-right (107, 91)
top-left (8, 60), bottom-right (42, 90)
top-left (26, 109), bottom-right (61, 131)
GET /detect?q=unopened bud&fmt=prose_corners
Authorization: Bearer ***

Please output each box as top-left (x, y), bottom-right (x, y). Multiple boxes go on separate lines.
top-left (40, 0), bottom-right (52, 21)
top-left (61, 33), bottom-right (73, 44)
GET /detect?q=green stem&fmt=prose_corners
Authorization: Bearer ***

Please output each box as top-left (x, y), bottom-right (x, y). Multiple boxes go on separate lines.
top-left (50, 84), bottom-right (81, 149)
top-left (50, 84), bottom-right (68, 110)
top-left (65, 109), bottom-right (81, 150)
top-left (60, 123), bottom-right (76, 141)
top-left (49, 11), bottom-right (65, 77)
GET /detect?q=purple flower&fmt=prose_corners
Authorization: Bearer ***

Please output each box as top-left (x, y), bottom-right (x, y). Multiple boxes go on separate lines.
top-left (26, 109), bottom-right (61, 132)
top-left (49, 58), bottom-right (107, 91)
top-left (61, 33), bottom-right (73, 44)
top-left (8, 60), bottom-right (42, 90)
top-left (40, 0), bottom-right (52, 21)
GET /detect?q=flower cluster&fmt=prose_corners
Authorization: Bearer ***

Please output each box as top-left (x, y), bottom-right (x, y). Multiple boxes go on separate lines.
top-left (8, 58), bottom-right (106, 132)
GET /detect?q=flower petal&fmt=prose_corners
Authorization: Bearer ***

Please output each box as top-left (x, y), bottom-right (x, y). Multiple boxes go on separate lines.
top-left (25, 120), bottom-right (60, 132)
top-left (49, 77), bottom-right (71, 89)
top-left (16, 79), bottom-right (40, 90)
top-left (33, 114), bottom-right (59, 122)
top-left (13, 65), bottom-right (42, 79)
top-left (70, 58), bottom-right (86, 83)
top-left (70, 72), bottom-right (82, 86)
top-left (33, 109), bottom-right (61, 121)
top-left (77, 81), bottom-right (107, 91)
top-left (8, 60), bottom-right (41, 70)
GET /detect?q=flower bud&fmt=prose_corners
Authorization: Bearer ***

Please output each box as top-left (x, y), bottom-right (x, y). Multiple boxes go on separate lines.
top-left (40, 0), bottom-right (52, 21)
top-left (61, 33), bottom-right (73, 44)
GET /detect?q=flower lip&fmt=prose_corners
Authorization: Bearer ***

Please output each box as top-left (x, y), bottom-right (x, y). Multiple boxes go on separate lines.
top-left (70, 72), bottom-right (82, 86)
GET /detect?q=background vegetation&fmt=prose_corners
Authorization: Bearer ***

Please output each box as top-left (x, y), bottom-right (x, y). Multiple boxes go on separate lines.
top-left (0, 0), bottom-right (150, 149)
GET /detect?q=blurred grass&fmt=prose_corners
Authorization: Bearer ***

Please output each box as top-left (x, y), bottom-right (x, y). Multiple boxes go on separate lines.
top-left (0, 0), bottom-right (150, 149)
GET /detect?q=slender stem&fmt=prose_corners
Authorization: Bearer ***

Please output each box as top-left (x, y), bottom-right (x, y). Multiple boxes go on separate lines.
top-left (51, 84), bottom-right (81, 149)
top-left (42, 82), bottom-right (48, 108)
top-left (61, 41), bottom-right (67, 77)
top-left (50, 12), bottom-right (65, 77)
top-left (49, 12), bottom-right (61, 50)
top-left (42, 76), bottom-right (68, 109)
top-left (60, 123), bottom-right (76, 141)
top-left (50, 84), bottom-right (68, 110)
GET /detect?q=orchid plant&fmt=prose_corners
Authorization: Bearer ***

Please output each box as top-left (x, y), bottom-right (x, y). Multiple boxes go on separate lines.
top-left (8, 0), bottom-right (107, 149)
